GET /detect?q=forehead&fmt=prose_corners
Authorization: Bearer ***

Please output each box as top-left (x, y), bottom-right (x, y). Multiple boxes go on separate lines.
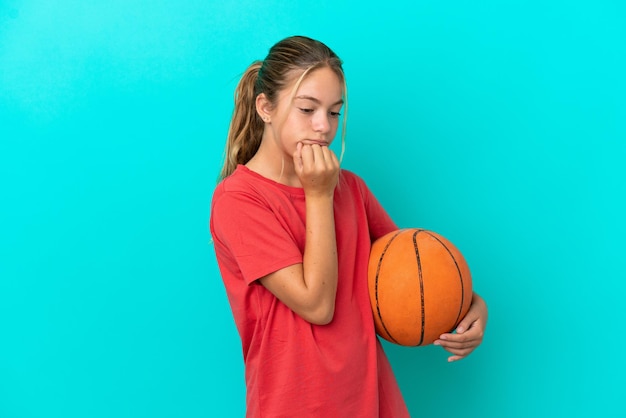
top-left (283, 67), bottom-right (344, 103)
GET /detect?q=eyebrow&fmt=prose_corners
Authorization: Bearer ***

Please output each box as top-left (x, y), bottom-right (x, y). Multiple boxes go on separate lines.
top-left (294, 95), bottom-right (344, 106)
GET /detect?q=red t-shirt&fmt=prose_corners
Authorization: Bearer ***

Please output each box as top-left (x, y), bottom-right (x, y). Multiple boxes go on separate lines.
top-left (210, 165), bottom-right (409, 417)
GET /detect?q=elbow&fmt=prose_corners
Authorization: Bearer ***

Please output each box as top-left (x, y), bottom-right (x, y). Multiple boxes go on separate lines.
top-left (301, 303), bottom-right (335, 325)
top-left (310, 309), bottom-right (334, 325)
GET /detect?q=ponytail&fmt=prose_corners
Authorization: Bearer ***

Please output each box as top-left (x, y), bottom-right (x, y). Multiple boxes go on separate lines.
top-left (219, 61), bottom-right (265, 181)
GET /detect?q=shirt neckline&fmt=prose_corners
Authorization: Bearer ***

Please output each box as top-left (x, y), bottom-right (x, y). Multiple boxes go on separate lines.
top-left (236, 165), bottom-right (306, 196)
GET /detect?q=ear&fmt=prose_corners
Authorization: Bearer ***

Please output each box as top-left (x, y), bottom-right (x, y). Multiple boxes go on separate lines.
top-left (255, 93), bottom-right (273, 123)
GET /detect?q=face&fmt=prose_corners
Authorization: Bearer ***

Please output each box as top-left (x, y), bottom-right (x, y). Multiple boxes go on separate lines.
top-left (263, 66), bottom-right (344, 156)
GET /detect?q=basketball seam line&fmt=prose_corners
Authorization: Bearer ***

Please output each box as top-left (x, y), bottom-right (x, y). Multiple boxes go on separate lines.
top-left (374, 229), bottom-right (404, 345)
top-left (413, 229), bottom-right (426, 346)
top-left (423, 231), bottom-right (466, 329)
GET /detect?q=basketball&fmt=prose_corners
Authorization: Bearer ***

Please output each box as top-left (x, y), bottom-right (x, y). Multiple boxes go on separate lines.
top-left (368, 228), bottom-right (473, 346)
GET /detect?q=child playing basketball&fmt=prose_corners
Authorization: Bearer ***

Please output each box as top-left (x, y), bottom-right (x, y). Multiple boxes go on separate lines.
top-left (210, 35), bottom-right (488, 417)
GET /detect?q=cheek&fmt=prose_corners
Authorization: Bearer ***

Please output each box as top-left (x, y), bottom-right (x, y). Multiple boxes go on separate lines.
top-left (279, 114), bottom-right (307, 136)
top-left (330, 119), bottom-right (341, 135)
top-left (273, 121), bottom-right (301, 149)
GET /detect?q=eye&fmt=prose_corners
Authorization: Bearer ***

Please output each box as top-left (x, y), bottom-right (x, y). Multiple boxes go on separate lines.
top-left (298, 108), bottom-right (314, 114)
top-left (329, 111), bottom-right (342, 119)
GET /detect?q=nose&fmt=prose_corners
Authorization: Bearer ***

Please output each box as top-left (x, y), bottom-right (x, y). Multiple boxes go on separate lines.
top-left (311, 112), bottom-right (331, 134)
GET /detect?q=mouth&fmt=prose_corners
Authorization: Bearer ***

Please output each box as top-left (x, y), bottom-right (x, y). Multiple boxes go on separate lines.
top-left (303, 139), bottom-right (330, 147)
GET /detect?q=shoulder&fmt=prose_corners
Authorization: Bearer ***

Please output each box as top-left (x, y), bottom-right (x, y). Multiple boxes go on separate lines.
top-left (210, 168), bottom-right (263, 222)
top-left (338, 168), bottom-right (372, 196)
top-left (338, 168), bottom-right (365, 186)
top-left (214, 166), bottom-right (255, 195)
top-left (210, 165), bottom-right (302, 228)
top-left (212, 166), bottom-right (272, 206)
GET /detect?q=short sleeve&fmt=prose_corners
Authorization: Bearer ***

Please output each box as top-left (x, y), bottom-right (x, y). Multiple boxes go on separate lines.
top-left (352, 174), bottom-right (398, 240)
top-left (210, 188), bottom-right (303, 285)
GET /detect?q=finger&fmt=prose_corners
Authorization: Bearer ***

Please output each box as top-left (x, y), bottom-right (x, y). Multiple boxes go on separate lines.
top-left (434, 337), bottom-right (476, 349)
top-left (310, 145), bottom-right (336, 175)
top-left (439, 326), bottom-right (477, 342)
top-left (300, 143), bottom-right (315, 170)
top-left (320, 145), bottom-right (339, 169)
top-left (441, 344), bottom-right (475, 359)
top-left (441, 328), bottom-right (481, 342)
top-left (310, 144), bottom-right (327, 167)
top-left (434, 329), bottom-right (483, 348)
top-left (454, 309), bottom-right (481, 334)
top-left (293, 142), bottom-right (303, 170)
top-left (435, 335), bottom-right (482, 351)
top-left (446, 347), bottom-right (474, 358)
top-left (454, 321), bottom-right (484, 342)
top-left (434, 339), bottom-right (477, 351)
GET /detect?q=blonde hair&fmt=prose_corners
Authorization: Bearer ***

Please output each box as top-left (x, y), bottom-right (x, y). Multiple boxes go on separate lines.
top-left (219, 36), bottom-right (347, 181)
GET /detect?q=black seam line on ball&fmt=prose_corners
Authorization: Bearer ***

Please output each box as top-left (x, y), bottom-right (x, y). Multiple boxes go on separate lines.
top-left (374, 229), bottom-right (405, 344)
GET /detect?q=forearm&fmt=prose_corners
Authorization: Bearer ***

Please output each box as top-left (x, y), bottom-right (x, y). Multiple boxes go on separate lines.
top-left (301, 195), bottom-right (338, 323)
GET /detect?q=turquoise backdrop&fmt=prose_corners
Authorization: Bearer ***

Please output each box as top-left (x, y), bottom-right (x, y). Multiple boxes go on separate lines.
top-left (1, 1), bottom-right (624, 417)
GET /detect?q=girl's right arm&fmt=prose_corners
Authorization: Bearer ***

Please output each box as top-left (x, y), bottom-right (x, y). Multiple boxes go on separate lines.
top-left (258, 143), bottom-right (339, 325)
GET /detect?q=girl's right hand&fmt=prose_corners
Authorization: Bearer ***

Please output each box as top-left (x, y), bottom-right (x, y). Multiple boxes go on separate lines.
top-left (293, 142), bottom-right (339, 197)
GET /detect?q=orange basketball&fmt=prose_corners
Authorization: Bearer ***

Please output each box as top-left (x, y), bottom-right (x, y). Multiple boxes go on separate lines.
top-left (368, 228), bottom-right (472, 346)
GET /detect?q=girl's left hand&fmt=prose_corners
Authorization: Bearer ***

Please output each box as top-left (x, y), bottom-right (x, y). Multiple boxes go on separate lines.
top-left (433, 292), bottom-right (488, 362)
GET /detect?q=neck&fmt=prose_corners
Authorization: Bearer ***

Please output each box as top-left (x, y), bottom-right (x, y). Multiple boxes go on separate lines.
top-left (245, 137), bottom-right (301, 187)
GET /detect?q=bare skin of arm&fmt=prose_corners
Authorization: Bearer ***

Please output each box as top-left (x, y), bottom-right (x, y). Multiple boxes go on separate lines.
top-left (259, 143), bottom-right (339, 325)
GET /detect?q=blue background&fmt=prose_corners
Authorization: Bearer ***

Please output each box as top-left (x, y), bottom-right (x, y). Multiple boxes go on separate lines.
top-left (1, 1), bottom-right (624, 417)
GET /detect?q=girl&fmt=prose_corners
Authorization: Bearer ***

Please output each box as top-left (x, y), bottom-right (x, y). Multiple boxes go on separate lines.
top-left (210, 35), bottom-right (488, 417)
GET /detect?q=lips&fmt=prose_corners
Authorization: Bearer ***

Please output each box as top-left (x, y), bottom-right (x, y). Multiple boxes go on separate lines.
top-left (303, 140), bottom-right (329, 146)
